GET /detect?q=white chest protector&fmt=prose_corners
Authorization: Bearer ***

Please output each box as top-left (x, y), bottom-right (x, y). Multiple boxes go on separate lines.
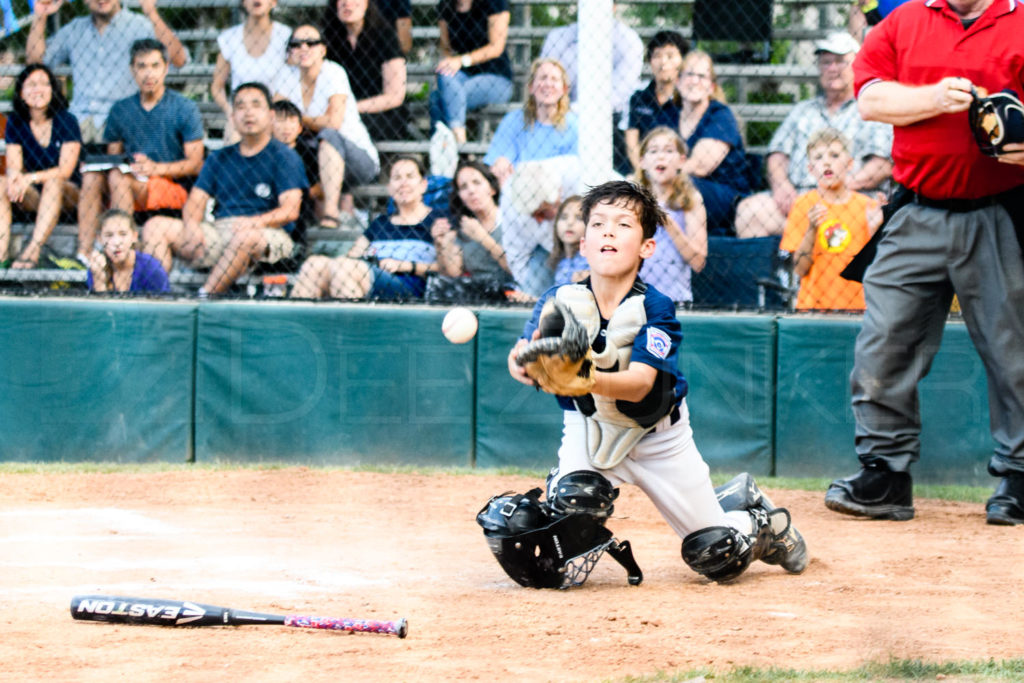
top-left (554, 284), bottom-right (658, 469)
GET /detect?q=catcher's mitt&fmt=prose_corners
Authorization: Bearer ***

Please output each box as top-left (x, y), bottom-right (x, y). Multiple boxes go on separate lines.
top-left (969, 87), bottom-right (1024, 157)
top-left (516, 299), bottom-right (596, 396)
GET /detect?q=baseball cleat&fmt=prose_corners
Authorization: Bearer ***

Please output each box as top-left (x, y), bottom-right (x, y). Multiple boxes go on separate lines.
top-left (715, 473), bottom-right (809, 574)
top-left (986, 474), bottom-right (1024, 525)
top-left (824, 467), bottom-right (914, 521)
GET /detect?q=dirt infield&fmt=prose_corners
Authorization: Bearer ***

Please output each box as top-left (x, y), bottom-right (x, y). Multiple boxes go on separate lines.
top-left (1, 469), bottom-right (1022, 682)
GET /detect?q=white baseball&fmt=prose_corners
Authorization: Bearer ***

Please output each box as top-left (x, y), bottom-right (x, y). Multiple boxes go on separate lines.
top-left (442, 307), bottom-right (478, 344)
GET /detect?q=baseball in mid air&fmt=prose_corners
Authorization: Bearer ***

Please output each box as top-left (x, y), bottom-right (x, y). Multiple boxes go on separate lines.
top-left (442, 307), bottom-right (478, 344)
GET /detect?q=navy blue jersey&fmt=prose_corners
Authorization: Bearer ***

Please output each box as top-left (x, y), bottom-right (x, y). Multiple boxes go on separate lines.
top-left (522, 279), bottom-right (688, 417)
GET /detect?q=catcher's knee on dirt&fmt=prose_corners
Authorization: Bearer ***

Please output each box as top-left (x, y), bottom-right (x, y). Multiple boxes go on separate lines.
top-left (547, 470), bottom-right (618, 519)
top-left (475, 486), bottom-right (641, 588)
top-left (681, 526), bottom-right (756, 582)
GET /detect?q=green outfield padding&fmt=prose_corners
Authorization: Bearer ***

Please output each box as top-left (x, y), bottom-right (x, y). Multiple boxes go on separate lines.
top-left (474, 309), bottom-right (562, 469)
top-left (775, 317), bottom-right (994, 484)
top-left (0, 299), bottom-right (196, 462)
top-left (676, 314), bottom-right (776, 476)
top-left (194, 303), bottom-right (474, 465)
top-left (473, 311), bottom-right (776, 475)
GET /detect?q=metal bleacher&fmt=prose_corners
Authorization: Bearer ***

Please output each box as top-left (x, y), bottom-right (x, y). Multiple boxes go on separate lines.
top-left (2, 0), bottom-right (848, 294)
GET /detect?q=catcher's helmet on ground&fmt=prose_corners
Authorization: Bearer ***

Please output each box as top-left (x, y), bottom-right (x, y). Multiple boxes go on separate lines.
top-left (475, 488), bottom-right (642, 588)
top-left (969, 88), bottom-right (1024, 157)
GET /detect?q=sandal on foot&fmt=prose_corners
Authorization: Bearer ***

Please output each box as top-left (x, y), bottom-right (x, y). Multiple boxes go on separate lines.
top-left (318, 216), bottom-right (342, 230)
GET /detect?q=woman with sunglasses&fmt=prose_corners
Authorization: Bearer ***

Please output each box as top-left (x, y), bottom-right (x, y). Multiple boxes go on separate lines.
top-left (272, 23), bottom-right (380, 229)
top-left (211, 0), bottom-right (291, 144)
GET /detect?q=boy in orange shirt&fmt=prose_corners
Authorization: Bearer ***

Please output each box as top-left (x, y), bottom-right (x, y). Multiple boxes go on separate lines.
top-left (780, 127), bottom-right (883, 311)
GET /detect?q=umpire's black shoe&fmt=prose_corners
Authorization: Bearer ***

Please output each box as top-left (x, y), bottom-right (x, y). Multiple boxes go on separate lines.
top-left (824, 467), bottom-right (914, 521)
top-left (986, 474), bottom-right (1024, 525)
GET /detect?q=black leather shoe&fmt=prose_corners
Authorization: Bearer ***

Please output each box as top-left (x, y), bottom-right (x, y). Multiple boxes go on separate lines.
top-left (986, 474), bottom-right (1024, 525)
top-left (824, 467), bottom-right (914, 521)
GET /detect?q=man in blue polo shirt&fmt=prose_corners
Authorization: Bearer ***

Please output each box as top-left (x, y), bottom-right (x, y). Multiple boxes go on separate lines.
top-left (142, 83), bottom-right (307, 296)
top-left (27, 0), bottom-right (188, 141)
top-left (79, 39), bottom-right (204, 266)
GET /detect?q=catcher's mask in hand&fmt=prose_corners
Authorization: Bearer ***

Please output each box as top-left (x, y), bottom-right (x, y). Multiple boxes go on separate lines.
top-left (969, 87), bottom-right (1024, 157)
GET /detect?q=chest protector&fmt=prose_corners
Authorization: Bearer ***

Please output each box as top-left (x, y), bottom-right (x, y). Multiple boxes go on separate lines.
top-left (555, 284), bottom-right (657, 470)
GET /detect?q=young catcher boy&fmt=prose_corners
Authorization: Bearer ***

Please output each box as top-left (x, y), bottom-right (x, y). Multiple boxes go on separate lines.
top-left (488, 180), bottom-right (808, 585)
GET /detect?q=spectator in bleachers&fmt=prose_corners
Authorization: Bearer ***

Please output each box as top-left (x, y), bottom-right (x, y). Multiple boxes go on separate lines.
top-left (676, 50), bottom-right (752, 237)
top-left (483, 58), bottom-right (576, 186)
top-left (26, 0), bottom-right (188, 146)
top-left (635, 126), bottom-right (707, 303)
top-left (272, 100), bottom-right (321, 229)
top-left (322, 0), bottom-right (410, 143)
top-left (625, 30), bottom-right (689, 173)
top-left (27, 0), bottom-right (189, 266)
top-left (429, 159), bottom-right (512, 301)
top-left (211, 0), bottom-right (292, 145)
top-left (779, 128), bottom-right (882, 311)
top-left (0, 64), bottom-right (81, 269)
top-left (142, 83), bottom-right (307, 296)
top-left (734, 31), bottom-right (893, 238)
top-left (548, 194), bottom-right (586, 286)
top-left (272, 24), bottom-right (380, 229)
top-left (79, 39), bottom-right (204, 266)
top-left (428, 0), bottom-right (513, 147)
top-left (291, 155), bottom-right (441, 300)
top-left (375, 0), bottom-right (412, 54)
top-left (87, 208), bottom-right (169, 293)
top-left (539, 3), bottom-right (643, 175)
top-left (498, 155), bottom-right (584, 296)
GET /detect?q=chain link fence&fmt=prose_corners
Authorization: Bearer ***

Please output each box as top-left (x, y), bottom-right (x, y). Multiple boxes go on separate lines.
top-left (0, 0), bottom-right (886, 312)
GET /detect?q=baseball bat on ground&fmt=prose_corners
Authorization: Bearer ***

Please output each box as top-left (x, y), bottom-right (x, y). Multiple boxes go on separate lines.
top-left (70, 595), bottom-right (408, 638)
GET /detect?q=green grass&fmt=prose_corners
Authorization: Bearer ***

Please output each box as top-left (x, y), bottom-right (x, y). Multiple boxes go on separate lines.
top-left (617, 657), bottom-right (1024, 682)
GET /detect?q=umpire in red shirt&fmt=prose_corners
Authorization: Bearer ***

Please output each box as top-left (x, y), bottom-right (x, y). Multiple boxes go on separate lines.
top-left (824, 0), bottom-right (1024, 524)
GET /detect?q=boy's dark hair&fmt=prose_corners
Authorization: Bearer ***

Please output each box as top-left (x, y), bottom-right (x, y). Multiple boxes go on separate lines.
top-left (271, 100), bottom-right (302, 119)
top-left (130, 38), bottom-right (168, 65)
top-left (580, 181), bottom-right (666, 241)
top-left (232, 81), bottom-right (272, 107)
top-left (645, 30), bottom-right (689, 62)
top-left (12, 63), bottom-right (68, 120)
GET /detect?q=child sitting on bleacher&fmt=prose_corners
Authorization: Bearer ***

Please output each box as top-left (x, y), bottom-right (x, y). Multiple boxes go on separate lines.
top-left (87, 209), bottom-right (169, 293)
top-left (548, 194), bottom-right (586, 286)
top-left (779, 127), bottom-right (883, 311)
top-left (634, 126), bottom-right (707, 304)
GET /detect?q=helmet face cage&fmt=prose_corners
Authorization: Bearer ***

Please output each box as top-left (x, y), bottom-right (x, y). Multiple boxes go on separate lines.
top-left (485, 514), bottom-right (617, 589)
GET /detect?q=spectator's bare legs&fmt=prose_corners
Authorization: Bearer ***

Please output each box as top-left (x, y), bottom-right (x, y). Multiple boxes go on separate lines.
top-left (203, 227), bottom-right (268, 294)
top-left (328, 257), bottom-right (372, 298)
top-left (0, 176), bottom-right (13, 263)
top-left (77, 172), bottom-right (106, 260)
top-left (734, 193), bottom-right (788, 239)
top-left (142, 216), bottom-right (205, 273)
top-left (319, 142), bottom-right (344, 224)
top-left (290, 254), bottom-right (334, 298)
top-left (108, 168), bottom-right (147, 214)
top-left (9, 178), bottom-right (76, 268)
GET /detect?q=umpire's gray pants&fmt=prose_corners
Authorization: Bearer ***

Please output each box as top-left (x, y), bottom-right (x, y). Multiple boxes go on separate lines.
top-left (851, 201), bottom-right (1024, 475)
